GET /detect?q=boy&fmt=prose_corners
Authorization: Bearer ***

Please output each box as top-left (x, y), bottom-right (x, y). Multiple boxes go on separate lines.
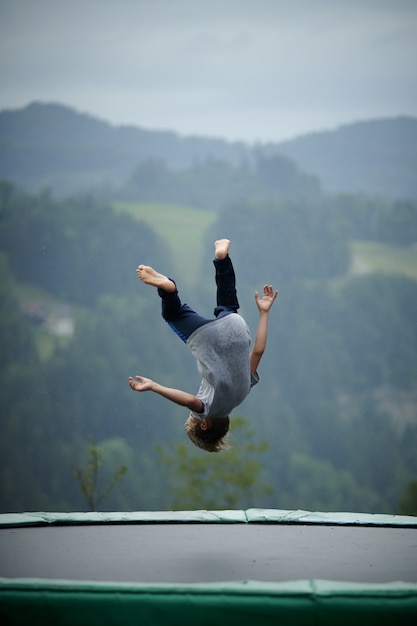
top-left (129, 239), bottom-right (278, 452)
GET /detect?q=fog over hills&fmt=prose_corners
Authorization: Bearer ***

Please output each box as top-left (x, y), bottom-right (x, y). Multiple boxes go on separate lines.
top-left (0, 102), bottom-right (416, 199)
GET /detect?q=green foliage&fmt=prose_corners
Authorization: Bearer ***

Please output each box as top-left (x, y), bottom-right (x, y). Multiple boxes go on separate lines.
top-left (279, 453), bottom-right (387, 513)
top-left (119, 154), bottom-right (321, 210)
top-left (337, 274), bottom-right (417, 390)
top-left (380, 199), bottom-right (417, 244)
top-left (74, 438), bottom-right (127, 511)
top-left (398, 479), bottom-right (417, 516)
top-left (0, 185), bottom-right (171, 306)
top-left (329, 193), bottom-right (417, 245)
top-left (155, 416), bottom-right (273, 510)
top-left (0, 253), bottom-right (38, 372)
top-left (205, 198), bottom-right (350, 284)
top-left (1, 187), bottom-right (417, 516)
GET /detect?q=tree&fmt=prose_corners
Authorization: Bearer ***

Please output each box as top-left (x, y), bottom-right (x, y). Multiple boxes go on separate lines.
top-left (155, 416), bottom-right (272, 510)
top-left (398, 479), bottom-right (417, 516)
top-left (74, 438), bottom-right (127, 511)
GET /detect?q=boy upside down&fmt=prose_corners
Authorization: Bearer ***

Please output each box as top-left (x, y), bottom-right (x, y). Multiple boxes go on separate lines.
top-left (129, 239), bottom-right (278, 452)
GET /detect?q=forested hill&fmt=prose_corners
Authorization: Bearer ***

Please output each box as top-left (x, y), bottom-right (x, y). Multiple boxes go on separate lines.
top-left (270, 116), bottom-right (417, 200)
top-left (0, 102), bottom-right (251, 194)
top-left (0, 102), bottom-right (416, 199)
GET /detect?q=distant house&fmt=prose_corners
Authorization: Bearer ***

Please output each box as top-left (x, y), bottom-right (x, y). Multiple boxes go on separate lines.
top-left (21, 300), bottom-right (75, 337)
top-left (45, 304), bottom-right (74, 337)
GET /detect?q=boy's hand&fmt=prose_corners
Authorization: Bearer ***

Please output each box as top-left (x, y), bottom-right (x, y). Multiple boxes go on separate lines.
top-left (129, 375), bottom-right (153, 392)
top-left (255, 285), bottom-right (278, 313)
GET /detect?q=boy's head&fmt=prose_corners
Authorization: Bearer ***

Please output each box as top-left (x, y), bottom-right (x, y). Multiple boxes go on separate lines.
top-left (185, 415), bottom-right (230, 452)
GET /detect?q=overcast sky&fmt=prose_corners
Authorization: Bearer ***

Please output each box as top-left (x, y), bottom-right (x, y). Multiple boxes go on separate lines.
top-left (1, 0), bottom-right (416, 144)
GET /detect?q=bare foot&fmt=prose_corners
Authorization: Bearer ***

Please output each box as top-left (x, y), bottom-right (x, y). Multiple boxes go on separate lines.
top-left (136, 265), bottom-right (176, 292)
top-left (214, 239), bottom-right (231, 259)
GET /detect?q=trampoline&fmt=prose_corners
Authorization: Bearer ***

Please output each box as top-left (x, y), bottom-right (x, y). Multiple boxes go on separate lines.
top-left (1, 509), bottom-right (417, 625)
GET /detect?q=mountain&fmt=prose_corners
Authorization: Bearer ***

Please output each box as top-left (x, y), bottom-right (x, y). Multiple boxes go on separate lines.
top-left (0, 102), bottom-right (416, 199)
top-left (270, 116), bottom-right (417, 200)
top-left (0, 102), bottom-right (251, 195)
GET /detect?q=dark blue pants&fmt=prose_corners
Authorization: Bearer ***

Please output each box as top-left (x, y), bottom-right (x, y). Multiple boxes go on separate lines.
top-left (158, 255), bottom-right (239, 342)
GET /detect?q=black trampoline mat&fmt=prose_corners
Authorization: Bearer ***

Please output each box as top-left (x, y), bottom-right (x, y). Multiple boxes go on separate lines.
top-left (1, 523), bottom-right (416, 584)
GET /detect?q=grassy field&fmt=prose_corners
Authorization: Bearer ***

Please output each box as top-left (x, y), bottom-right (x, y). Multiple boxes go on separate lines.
top-left (114, 202), bottom-right (217, 285)
top-left (351, 241), bottom-right (417, 281)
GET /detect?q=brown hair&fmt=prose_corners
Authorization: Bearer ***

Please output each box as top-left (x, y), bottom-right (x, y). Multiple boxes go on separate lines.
top-left (185, 416), bottom-right (230, 452)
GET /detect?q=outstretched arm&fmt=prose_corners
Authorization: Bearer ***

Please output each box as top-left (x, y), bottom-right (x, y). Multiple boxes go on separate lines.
top-left (249, 285), bottom-right (278, 376)
top-left (129, 376), bottom-right (204, 414)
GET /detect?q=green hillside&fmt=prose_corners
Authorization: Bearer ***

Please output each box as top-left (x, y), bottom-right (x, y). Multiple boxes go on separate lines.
top-left (114, 202), bottom-right (217, 285)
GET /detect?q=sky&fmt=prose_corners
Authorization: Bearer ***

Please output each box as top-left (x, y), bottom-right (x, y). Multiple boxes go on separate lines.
top-left (0, 0), bottom-right (416, 144)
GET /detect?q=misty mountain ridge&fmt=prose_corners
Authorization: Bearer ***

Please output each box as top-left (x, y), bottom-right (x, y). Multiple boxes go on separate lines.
top-left (0, 101), bottom-right (416, 199)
